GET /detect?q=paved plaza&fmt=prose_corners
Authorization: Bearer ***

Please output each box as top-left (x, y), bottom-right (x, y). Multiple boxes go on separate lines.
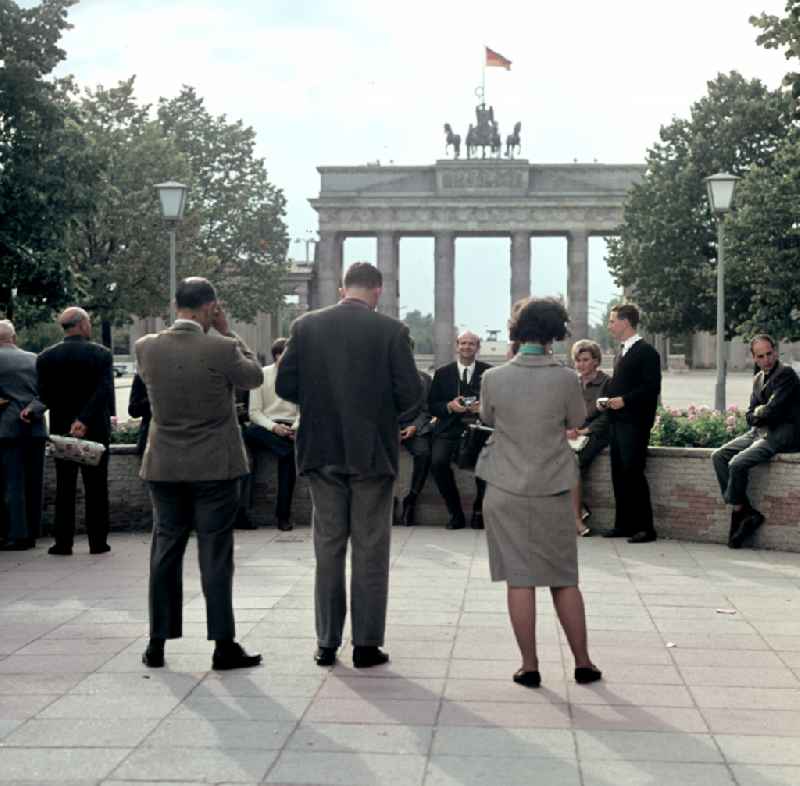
top-left (1, 528), bottom-right (800, 785)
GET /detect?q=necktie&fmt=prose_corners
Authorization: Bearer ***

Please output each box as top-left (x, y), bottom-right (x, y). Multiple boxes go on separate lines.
top-left (461, 367), bottom-right (469, 391)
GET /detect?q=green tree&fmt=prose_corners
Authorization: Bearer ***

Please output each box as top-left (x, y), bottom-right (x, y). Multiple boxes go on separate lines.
top-left (0, 0), bottom-right (98, 325)
top-left (751, 2), bottom-right (800, 105)
top-left (403, 309), bottom-right (434, 354)
top-left (157, 87), bottom-right (289, 320)
top-left (606, 72), bottom-right (792, 338)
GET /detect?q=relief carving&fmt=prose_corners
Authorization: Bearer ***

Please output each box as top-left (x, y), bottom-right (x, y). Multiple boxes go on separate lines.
top-left (440, 168), bottom-right (527, 190)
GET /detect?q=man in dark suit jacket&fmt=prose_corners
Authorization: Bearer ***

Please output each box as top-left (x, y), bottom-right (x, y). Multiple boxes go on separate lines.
top-left (712, 334), bottom-right (800, 549)
top-left (35, 307), bottom-right (115, 556)
top-left (428, 331), bottom-right (491, 529)
top-left (599, 304), bottom-right (662, 543)
top-left (0, 320), bottom-right (47, 550)
top-left (276, 262), bottom-right (421, 669)
top-left (136, 277), bottom-right (264, 670)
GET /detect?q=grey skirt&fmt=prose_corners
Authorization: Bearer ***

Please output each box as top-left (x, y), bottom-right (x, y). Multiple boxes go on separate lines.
top-left (483, 483), bottom-right (578, 587)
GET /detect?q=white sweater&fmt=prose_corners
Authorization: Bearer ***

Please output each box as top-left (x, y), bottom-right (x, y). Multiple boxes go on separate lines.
top-left (248, 363), bottom-right (299, 432)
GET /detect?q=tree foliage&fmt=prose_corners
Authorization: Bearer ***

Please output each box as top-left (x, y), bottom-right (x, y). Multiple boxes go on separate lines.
top-left (606, 72), bottom-right (792, 338)
top-left (751, 2), bottom-right (800, 104)
top-left (403, 309), bottom-right (434, 354)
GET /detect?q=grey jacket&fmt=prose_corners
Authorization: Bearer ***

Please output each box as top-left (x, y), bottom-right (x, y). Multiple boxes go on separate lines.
top-left (135, 322), bottom-right (263, 482)
top-left (0, 345), bottom-right (47, 439)
top-left (475, 354), bottom-right (586, 496)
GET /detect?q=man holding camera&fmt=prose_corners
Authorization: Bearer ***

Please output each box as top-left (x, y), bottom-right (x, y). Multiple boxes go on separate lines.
top-left (428, 331), bottom-right (491, 529)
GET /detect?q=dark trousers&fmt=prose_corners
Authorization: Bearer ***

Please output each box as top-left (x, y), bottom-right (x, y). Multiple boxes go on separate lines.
top-left (402, 433), bottom-right (431, 497)
top-left (53, 451), bottom-right (110, 550)
top-left (241, 424), bottom-right (297, 521)
top-left (0, 438), bottom-right (45, 541)
top-left (609, 420), bottom-right (654, 536)
top-left (307, 468), bottom-right (394, 648)
top-left (147, 479), bottom-right (239, 641)
top-left (577, 431), bottom-right (610, 472)
top-left (431, 435), bottom-right (486, 519)
top-left (712, 430), bottom-right (775, 506)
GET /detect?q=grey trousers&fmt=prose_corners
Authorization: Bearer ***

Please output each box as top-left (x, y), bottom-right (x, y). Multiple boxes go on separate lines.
top-left (147, 479), bottom-right (239, 641)
top-left (712, 430), bottom-right (776, 506)
top-left (0, 438), bottom-right (45, 541)
top-left (307, 467), bottom-right (394, 649)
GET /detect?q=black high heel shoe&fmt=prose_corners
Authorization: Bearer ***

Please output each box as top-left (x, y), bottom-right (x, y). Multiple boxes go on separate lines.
top-left (574, 665), bottom-right (602, 684)
top-left (513, 669), bottom-right (541, 688)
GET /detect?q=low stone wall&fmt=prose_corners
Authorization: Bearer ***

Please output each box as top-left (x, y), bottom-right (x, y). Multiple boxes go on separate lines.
top-left (42, 444), bottom-right (800, 552)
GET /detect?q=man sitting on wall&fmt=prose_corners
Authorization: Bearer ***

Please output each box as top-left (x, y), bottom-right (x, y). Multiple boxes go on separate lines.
top-left (711, 334), bottom-right (800, 549)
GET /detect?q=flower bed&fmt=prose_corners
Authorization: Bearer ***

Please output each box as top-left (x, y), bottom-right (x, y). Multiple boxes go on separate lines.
top-left (649, 405), bottom-right (749, 448)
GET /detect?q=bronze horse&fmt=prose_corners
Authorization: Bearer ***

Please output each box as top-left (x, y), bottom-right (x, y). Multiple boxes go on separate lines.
top-left (444, 123), bottom-right (461, 158)
top-left (505, 121), bottom-right (521, 158)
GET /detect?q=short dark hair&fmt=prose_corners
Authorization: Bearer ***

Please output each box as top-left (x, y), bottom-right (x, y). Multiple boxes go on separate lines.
top-left (611, 303), bottom-right (640, 329)
top-left (508, 297), bottom-right (570, 345)
top-left (271, 337), bottom-right (288, 361)
top-left (750, 334), bottom-right (777, 352)
top-left (175, 277), bottom-right (217, 310)
top-left (343, 262), bottom-right (382, 290)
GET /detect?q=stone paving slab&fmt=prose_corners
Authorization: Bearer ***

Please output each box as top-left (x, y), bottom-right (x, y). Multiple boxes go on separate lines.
top-left (1, 527), bottom-right (799, 784)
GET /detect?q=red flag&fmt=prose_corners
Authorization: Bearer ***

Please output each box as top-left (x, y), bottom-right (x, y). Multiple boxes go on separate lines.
top-left (486, 47), bottom-right (511, 70)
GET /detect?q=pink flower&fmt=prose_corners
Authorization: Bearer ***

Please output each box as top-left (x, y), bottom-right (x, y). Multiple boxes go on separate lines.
top-left (726, 405), bottom-right (739, 413)
top-left (725, 415), bottom-right (736, 427)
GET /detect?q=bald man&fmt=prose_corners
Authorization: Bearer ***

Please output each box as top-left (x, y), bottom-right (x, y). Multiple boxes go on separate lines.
top-left (36, 307), bottom-right (115, 555)
top-left (428, 331), bottom-right (491, 529)
top-left (0, 321), bottom-right (47, 550)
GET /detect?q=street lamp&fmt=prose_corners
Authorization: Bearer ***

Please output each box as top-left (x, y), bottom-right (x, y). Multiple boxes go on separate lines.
top-left (154, 181), bottom-right (188, 324)
top-left (704, 172), bottom-right (740, 412)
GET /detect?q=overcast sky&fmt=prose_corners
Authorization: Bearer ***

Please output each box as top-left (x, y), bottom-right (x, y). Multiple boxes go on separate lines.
top-left (44, 0), bottom-right (790, 337)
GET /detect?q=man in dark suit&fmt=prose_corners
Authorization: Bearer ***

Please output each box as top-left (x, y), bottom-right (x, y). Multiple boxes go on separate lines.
top-left (136, 277), bottom-right (264, 670)
top-left (276, 262), bottom-right (421, 669)
top-left (712, 334), bottom-right (800, 548)
top-left (428, 331), bottom-right (491, 529)
top-left (0, 320), bottom-right (47, 550)
top-left (36, 307), bottom-right (115, 556)
top-left (599, 303), bottom-right (661, 543)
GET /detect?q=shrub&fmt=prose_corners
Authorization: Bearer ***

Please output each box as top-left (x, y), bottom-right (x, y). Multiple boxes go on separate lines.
top-left (649, 405), bottom-right (749, 448)
top-left (110, 419), bottom-right (141, 445)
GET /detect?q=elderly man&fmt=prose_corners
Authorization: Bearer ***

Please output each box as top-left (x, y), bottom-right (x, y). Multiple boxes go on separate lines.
top-left (276, 262), bottom-right (421, 668)
top-left (36, 307), bottom-right (115, 556)
top-left (136, 277), bottom-right (264, 670)
top-left (712, 335), bottom-right (800, 549)
top-left (428, 330), bottom-right (491, 529)
top-left (0, 320), bottom-right (47, 550)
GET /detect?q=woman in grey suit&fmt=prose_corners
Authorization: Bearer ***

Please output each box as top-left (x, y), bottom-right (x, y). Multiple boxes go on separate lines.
top-left (476, 298), bottom-right (601, 689)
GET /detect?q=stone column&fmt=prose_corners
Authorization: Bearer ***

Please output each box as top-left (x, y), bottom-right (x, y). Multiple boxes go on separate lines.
top-left (434, 232), bottom-right (456, 369)
top-left (315, 231), bottom-right (343, 307)
top-left (510, 231), bottom-right (531, 306)
top-left (376, 231), bottom-right (399, 317)
top-left (567, 229), bottom-right (589, 343)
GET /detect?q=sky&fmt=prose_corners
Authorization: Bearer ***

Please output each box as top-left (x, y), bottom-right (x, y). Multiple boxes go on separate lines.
top-left (40, 0), bottom-right (791, 338)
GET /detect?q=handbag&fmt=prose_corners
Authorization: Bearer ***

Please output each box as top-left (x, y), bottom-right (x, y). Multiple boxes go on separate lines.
top-left (47, 435), bottom-right (107, 467)
top-left (456, 422), bottom-right (492, 470)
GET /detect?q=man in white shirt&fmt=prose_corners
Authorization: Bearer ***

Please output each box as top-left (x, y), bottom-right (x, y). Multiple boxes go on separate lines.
top-left (239, 338), bottom-right (299, 531)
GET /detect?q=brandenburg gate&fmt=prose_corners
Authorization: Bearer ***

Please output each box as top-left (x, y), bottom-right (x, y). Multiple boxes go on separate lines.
top-left (309, 160), bottom-right (645, 366)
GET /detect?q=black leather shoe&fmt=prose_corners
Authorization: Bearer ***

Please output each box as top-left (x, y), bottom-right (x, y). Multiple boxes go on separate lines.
top-left (277, 519), bottom-right (294, 531)
top-left (314, 646), bottom-right (337, 666)
top-left (401, 495), bottom-right (417, 526)
top-left (575, 665), bottom-right (603, 684)
top-left (353, 646), bottom-right (389, 668)
top-left (234, 511), bottom-right (257, 530)
top-left (90, 544), bottom-right (111, 555)
top-left (470, 511), bottom-right (484, 529)
top-left (48, 544), bottom-right (72, 556)
top-left (628, 531), bottom-right (657, 544)
top-left (513, 669), bottom-right (541, 688)
top-left (729, 510), bottom-right (765, 549)
top-left (602, 528), bottom-right (627, 538)
top-left (0, 538), bottom-right (35, 551)
top-left (446, 515), bottom-right (466, 530)
top-left (142, 641), bottom-right (165, 668)
top-left (212, 642), bottom-right (262, 670)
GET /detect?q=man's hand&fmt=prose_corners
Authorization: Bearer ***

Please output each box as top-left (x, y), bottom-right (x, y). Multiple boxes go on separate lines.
top-left (211, 304), bottom-right (231, 336)
top-left (400, 425), bottom-right (417, 441)
top-left (19, 406), bottom-right (33, 423)
top-left (272, 423), bottom-right (294, 439)
top-left (69, 420), bottom-right (88, 438)
top-left (467, 400), bottom-right (480, 415)
top-left (566, 428), bottom-right (579, 440)
top-left (447, 397), bottom-right (467, 414)
top-left (0, 397), bottom-right (9, 408)
top-left (607, 397), bottom-right (625, 410)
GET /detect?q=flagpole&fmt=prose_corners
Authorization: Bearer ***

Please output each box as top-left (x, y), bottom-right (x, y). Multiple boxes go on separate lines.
top-left (481, 45), bottom-right (486, 105)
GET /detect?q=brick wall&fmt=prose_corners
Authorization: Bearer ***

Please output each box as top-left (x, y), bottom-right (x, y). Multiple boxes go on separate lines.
top-left (43, 445), bottom-right (800, 552)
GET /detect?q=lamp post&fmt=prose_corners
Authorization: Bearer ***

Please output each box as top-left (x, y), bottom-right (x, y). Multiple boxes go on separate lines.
top-left (154, 181), bottom-right (188, 324)
top-left (705, 172), bottom-right (740, 412)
